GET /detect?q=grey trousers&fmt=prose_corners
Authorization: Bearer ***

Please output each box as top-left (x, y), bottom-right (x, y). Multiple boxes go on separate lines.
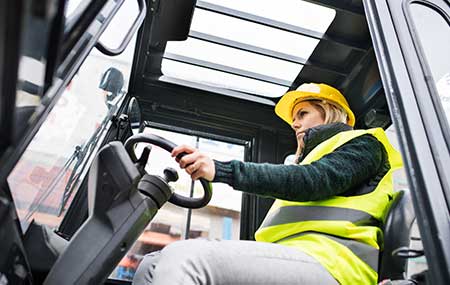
top-left (132, 239), bottom-right (338, 285)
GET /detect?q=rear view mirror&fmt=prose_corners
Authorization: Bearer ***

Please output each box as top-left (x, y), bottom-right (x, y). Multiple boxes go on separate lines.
top-left (127, 97), bottom-right (142, 132)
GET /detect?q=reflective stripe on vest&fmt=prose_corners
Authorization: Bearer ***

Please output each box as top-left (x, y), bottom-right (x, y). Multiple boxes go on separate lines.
top-left (277, 232), bottom-right (379, 272)
top-left (260, 205), bottom-right (380, 229)
top-left (255, 128), bottom-right (403, 285)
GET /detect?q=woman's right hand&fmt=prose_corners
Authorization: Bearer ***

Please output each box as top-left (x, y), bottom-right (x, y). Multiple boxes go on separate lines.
top-left (171, 145), bottom-right (215, 181)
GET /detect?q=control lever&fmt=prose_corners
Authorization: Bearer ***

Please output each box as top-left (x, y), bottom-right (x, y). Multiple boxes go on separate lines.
top-left (135, 146), bottom-right (152, 175)
top-left (163, 167), bottom-right (179, 183)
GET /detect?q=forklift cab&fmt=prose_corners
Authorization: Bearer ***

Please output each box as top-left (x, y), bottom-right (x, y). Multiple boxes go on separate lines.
top-left (0, 0), bottom-right (449, 284)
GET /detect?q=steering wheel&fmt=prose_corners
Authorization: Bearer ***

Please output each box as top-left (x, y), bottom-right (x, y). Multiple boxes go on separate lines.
top-left (124, 133), bottom-right (213, 209)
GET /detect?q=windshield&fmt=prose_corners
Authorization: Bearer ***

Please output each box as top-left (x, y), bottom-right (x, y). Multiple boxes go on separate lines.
top-left (7, 0), bottom-right (140, 232)
top-left (8, 67), bottom-right (123, 231)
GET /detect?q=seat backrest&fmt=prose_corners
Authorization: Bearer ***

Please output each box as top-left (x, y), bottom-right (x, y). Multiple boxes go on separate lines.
top-left (378, 190), bottom-right (416, 281)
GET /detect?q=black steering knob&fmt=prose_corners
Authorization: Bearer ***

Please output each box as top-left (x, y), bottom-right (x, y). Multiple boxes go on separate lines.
top-left (163, 167), bottom-right (179, 183)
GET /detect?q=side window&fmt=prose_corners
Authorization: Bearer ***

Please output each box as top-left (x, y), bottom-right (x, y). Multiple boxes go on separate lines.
top-left (386, 126), bottom-right (427, 276)
top-left (110, 127), bottom-right (246, 281)
top-left (7, 1), bottom-right (139, 232)
top-left (408, 2), bottom-right (450, 128)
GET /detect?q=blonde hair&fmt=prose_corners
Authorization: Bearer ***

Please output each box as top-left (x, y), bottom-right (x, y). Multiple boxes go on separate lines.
top-left (307, 100), bottom-right (348, 125)
top-left (293, 100), bottom-right (349, 162)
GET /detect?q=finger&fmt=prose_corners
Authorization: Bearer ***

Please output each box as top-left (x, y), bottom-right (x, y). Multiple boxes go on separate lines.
top-left (191, 168), bottom-right (203, 180)
top-left (190, 161), bottom-right (205, 180)
top-left (185, 161), bottom-right (198, 175)
top-left (179, 152), bottom-right (200, 168)
top-left (171, 145), bottom-right (196, 157)
top-left (191, 161), bottom-right (213, 181)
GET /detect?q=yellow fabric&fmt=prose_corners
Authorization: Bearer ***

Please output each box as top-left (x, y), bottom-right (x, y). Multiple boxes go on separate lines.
top-left (275, 83), bottom-right (356, 126)
top-left (278, 234), bottom-right (377, 285)
top-left (255, 128), bottom-right (403, 285)
top-left (256, 221), bottom-right (382, 249)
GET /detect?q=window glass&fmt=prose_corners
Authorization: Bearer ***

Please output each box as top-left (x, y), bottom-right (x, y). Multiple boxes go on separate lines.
top-left (386, 125), bottom-right (427, 275)
top-left (188, 138), bottom-right (244, 240)
top-left (7, 1), bottom-right (139, 232)
top-left (165, 38), bottom-right (302, 83)
top-left (190, 9), bottom-right (320, 59)
top-left (409, 3), bottom-right (450, 126)
top-left (161, 60), bottom-right (289, 97)
top-left (65, 0), bottom-right (90, 18)
top-left (201, 0), bottom-right (336, 33)
top-left (8, 67), bottom-right (124, 231)
top-left (111, 127), bottom-right (246, 281)
top-left (161, 1), bottom-right (335, 98)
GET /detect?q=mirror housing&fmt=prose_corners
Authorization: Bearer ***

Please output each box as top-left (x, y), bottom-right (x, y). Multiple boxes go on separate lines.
top-left (127, 97), bottom-right (142, 131)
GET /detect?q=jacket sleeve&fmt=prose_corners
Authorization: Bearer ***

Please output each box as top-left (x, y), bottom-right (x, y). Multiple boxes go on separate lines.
top-left (213, 134), bottom-right (386, 202)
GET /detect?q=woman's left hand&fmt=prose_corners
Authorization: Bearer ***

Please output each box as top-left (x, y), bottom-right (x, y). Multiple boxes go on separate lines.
top-left (171, 145), bottom-right (215, 181)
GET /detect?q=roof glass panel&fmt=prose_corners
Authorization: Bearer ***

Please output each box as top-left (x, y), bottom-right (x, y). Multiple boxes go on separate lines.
top-left (165, 38), bottom-right (302, 83)
top-left (161, 60), bottom-right (289, 98)
top-left (201, 0), bottom-right (336, 33)
top-left (160, 1), bottom-right (335, 98)
top-left (190, 9), bottom-right (320, 59)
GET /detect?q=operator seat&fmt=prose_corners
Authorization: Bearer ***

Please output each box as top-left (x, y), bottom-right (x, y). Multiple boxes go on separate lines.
top-left (378, 189), bottom-right (416, 281)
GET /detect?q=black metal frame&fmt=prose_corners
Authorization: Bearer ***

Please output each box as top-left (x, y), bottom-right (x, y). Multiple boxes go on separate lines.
top-left (2, 0), bottom-right (448, 283)
top-left (138, 0), bottom-right (376, 124)
top-left (403, 0), bottom-right (450, 153)
top-left (0, 0), bottom-right (26, 178)
top-left (364, 0), bottom-right (450, 283)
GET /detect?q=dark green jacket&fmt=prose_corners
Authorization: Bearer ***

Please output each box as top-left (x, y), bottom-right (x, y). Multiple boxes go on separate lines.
top-left (213, 123), bottom-right (389, 202)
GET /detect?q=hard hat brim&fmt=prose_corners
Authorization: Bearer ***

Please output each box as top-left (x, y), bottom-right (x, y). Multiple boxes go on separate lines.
top-left (275, 90), bottom-right (356, 127)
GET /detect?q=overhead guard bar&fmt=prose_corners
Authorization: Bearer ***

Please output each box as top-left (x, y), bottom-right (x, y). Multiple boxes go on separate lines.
top-left (195, 0), bottom-right (368, 51)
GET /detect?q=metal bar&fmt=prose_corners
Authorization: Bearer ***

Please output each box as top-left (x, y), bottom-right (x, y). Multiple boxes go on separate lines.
top-left (0, 0), bottom-right (23, 162)
top-left (190, 31), bottom-right (349, 76)
top-left (62, 0), bottom-right (110, 60)
top-left (184, 136), bottom-right (200, 239)
top-left (303, 0), bottom-right (365, 15)
top-left (196, 1), bottom-right (323, 39)
top-left (364, 0), bottom-right (450, 282)
top-left (189, 30), bottom-right (307, 65)
top-left (158, 75), bottom-right (277, 105)
top-left (163, 52), bottom-right (292, 87)
top-left (195, 1), bottom-right (367, 51)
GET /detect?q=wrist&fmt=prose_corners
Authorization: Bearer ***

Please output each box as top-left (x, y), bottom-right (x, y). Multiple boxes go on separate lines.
top-left (212, 160), bottom-right (234, 185)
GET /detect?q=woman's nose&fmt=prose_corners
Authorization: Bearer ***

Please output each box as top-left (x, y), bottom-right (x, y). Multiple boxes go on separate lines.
top-left (291, 120), bottom-right (301, 130)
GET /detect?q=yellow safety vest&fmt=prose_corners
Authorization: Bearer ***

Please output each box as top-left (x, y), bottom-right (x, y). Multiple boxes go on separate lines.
top-left (255, 128), bottom-right (403, 285)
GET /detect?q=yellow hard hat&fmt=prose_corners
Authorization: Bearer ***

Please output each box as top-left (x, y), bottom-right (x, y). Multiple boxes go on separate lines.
top-left (275, 83), bottom-right (355, 127)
